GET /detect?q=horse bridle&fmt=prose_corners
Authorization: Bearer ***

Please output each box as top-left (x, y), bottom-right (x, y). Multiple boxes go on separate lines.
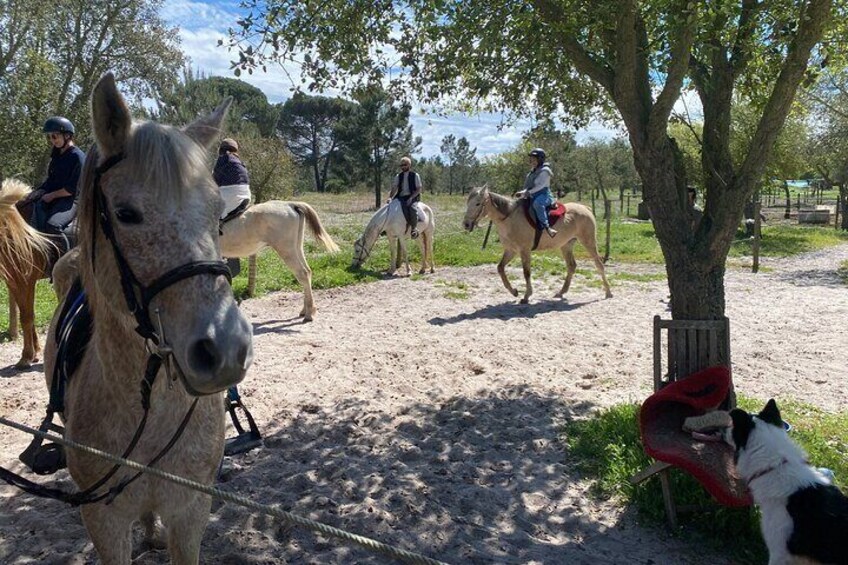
top-left (92, 153), bottom-right (232, 349)
top-left (0, 152), bottom-right (235, 506)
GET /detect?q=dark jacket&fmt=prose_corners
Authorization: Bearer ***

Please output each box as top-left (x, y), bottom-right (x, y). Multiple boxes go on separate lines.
top-left (39, 146), bottom-right (85, 214)
top-left (213, 153), bottom-right (250, 187)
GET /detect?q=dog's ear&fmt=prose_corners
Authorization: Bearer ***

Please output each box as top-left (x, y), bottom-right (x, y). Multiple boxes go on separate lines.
top-left (758, 398), bottom-right (783, 428)
top-left (729, 408), bottom-right (754, 451)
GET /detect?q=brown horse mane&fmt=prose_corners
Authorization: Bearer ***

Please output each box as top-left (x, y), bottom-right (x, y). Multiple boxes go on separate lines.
top-left (486, 189), bottom-right (520, 219)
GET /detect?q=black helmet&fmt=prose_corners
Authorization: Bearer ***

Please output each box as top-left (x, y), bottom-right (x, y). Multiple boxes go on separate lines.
top-left (529, 148), bottom-right (546, 164)
top-left (43, 116), bottom-right (75, 136)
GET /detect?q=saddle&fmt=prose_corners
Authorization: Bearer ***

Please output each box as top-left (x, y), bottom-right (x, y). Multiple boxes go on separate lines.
top-left (15, 198), bottom-right (77, 278)
top-left (19, 279), bottom-right (92, 475)
top-left (219, 198), bottom-right (251, 233)
top-left (522, 199), bottom-right (567, 230)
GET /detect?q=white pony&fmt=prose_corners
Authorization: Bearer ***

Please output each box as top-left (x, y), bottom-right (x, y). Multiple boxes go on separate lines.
top-left (219, 202), bottom-right (339, 321)
top-left (351, 199), bottom-right (435, 276)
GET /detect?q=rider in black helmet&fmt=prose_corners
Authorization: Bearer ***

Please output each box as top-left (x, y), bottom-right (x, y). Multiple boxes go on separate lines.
top-left (27, 116), bottom-right (86, 234)
top-left (517, 148), bottom-right (557, 237)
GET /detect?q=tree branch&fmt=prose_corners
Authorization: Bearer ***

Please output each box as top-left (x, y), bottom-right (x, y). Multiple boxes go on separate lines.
top-left (648, 1), bottom-right (697, 139)
top-left (729, 0), bottom-right (761, 78)
top-left (738, 0), bottom-right (833, 189)
top-left (531, 0), bottom-right (615, 93)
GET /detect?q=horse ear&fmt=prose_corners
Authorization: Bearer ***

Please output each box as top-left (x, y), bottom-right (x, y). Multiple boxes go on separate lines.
top-left (91, 73), bottom-right (132, 158)
top-left (183, 97), bottom-right (233, 151)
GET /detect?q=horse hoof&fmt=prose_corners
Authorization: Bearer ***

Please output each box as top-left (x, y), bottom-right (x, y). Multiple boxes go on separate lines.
top-left (605, 291), bottom-right (614, 299)
top-left (14, 358), bottom-right (32, 369)
top-left (511, 289), bottom-right (519, 297)
top-left (418, 269), bottom-right (426, 275)
top-left (554, 292), bottom-right (564, 299)
top-left (520, 298), bottom-right (529, 304)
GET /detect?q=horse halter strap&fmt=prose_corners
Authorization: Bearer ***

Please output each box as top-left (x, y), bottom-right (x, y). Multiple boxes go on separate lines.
top-left (92, 153), bottom-right (232, 344)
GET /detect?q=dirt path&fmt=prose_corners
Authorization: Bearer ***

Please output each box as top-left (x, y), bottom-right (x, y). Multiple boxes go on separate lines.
top-left (1, 244), bottom-right (846, 564)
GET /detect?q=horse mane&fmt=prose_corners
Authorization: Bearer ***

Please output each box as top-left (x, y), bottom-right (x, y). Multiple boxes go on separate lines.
top-left (0, 179), bottom-right (53, 280)
top-left (486, 190), bottom-right (518, 218)
top-left (357, 204), bottom-right (389, 254)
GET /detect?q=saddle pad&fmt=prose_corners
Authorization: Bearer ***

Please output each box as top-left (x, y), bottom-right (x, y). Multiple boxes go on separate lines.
top-left (524, 201), bottom-right (566, 229)
top-left (639, 365), bottom-right (752, 507)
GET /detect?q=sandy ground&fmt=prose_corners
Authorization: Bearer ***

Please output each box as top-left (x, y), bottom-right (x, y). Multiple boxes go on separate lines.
top-left (0, 243), bottom-right (846, 564)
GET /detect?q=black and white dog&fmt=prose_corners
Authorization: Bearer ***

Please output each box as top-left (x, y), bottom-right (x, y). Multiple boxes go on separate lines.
top-left (727, 399), bottom-right (848, 565)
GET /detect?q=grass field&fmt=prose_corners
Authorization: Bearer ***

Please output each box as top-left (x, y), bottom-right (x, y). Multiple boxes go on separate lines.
top-left (2, 191), bottom-right (847, 335)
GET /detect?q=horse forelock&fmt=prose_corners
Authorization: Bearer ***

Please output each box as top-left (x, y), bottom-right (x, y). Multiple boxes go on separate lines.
top-left (126, 120), bottom-right (210, 199)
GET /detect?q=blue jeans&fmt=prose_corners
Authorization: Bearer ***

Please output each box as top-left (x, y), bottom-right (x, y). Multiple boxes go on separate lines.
top-left (531, 189), bottom-right (554, 229)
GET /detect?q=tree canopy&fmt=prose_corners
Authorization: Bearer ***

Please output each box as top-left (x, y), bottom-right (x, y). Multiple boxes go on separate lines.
top-left (229, 0), bottom-right (846, 319)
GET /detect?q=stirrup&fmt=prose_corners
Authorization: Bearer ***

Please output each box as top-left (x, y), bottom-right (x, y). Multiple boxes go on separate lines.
top-left (410, 229), bottom-right (419, 239)
top-left (19, 413), bottom-right (67, 475)
top-left (224, 388), bottom-right (262, 456)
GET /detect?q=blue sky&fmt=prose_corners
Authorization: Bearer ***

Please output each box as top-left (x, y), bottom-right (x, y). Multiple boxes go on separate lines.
top-left (161, 0), bottom-right (621, 158)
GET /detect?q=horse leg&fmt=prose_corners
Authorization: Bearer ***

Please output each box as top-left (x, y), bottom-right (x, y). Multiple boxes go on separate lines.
top-left (141, 512), bottom-right (167, 550)
top-left (163, 495), bottom-right (211, 565)
top-left (427, 227), bottom-right (435, 273)
top-left (555, 239), bottom-right (578, 298)
top-left (418, 232), bottom-right (427, 275)
top-left (80, 505), bottom-right (133, 564)
top-left (8, 290), bottom-right (18, 340)
top-left (497, 250), bottom-right (518, 297)
top-left (581, 233), bottom-right (613, 299)
top-left (276, 246), bottom-right (316, 322)
top-left (519, 250), bottom-right (533, 304)
top-left (400, 237), bottom-right (411, 276)
top-left (13, 280), bottom-right (38, 368)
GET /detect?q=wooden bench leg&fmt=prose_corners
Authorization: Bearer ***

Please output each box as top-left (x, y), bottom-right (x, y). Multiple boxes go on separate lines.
top-left (659, 468), bottom-right (678, 529)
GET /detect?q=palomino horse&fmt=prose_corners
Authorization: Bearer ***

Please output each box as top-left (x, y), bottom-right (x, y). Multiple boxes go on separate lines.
top-left (0, 179), bottom-right (54, 368)
top-left (351, 199), bottom-right (435, 276)
top-left (39, 73), bottom-right (253, 563)
top-left (463, 186), bottom-right (612, 303)
top-left (219, 200), bottom-right (338, 321)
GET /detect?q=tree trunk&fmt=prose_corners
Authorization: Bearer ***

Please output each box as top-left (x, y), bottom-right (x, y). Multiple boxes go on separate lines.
top-left (840, 182), bottom-right (848, 231)
top-left (783, 180), bottom-right (791, 219)
top-left (635, 141), bottom-right (734, 320)
top-left (603, 199), bottom-right (611, 263)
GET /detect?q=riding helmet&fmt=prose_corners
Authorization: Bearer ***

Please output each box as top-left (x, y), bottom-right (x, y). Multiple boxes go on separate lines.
top-left (528, 147), bottom-right (546, 164)
top-left (43, 116), bottom-right (75, 136)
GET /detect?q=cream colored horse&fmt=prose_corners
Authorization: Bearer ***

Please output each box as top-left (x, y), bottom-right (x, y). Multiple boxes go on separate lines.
top-left (464, 186), bottom-right (612, 303)
top-left (351, 199), bottom-right (435, 276)
top-left (219, 201), bottom-right (338, 321)
top-left (41, 73), bottom-right (253, 564)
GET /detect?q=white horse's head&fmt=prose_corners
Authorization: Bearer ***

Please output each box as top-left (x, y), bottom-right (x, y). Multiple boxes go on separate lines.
top-left (81, 73), bottom-right (253, 395)
top-left (351, 235), bottom-right (368, 269)
top-left (464, 184), bottom-right (489, 232)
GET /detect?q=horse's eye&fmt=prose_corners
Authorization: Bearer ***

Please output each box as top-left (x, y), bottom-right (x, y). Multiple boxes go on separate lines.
top-left (115, 208), bottom-right (143, 224)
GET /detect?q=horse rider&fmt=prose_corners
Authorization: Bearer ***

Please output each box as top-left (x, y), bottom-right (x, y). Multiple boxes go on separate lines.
top-left (517, 148), bottom-right (557, 238)
top-left (213, 138), bottom-right (252, 219)
top-left (25, 117), bottom-right (85, 234)
top-left (388, 156), bottom-right (422, 239)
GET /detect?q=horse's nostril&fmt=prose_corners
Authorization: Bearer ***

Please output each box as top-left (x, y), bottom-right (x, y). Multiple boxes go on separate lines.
top-left (188, 338), bottom-right (221, 375)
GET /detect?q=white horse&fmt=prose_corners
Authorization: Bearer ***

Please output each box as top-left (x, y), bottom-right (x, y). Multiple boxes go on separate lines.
top-left (351, 199), bottom-right (435, 276)
top-left (219, 201), bottom-right (339, 321)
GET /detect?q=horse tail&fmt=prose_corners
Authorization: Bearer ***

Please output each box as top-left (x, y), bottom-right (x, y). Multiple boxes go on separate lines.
top-left (0, 179), bottom-right (53, 280)
top-left (290, 202), bottom-right (340, 253)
